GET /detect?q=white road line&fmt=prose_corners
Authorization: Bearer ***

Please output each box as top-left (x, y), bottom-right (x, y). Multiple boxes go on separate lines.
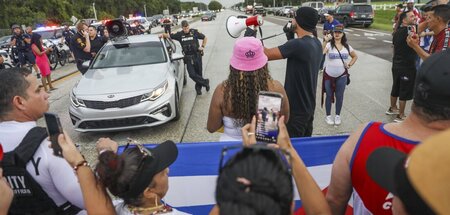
top-left (353, 34), bottom-right (361, 37)
top-left (345, 29), bottom-right (354, 32)
top-left (383, 40), bottom-right (392, 43)
top-left (367, 37), bottom-right (376, 40)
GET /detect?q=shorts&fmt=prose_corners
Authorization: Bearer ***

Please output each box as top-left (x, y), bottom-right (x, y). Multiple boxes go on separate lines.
top-left (390, 68), bottom-right (416, 101)
top-left (18, 51), bottom-right (36, 65)
top-left (286, 113), bottom-right (314, 137)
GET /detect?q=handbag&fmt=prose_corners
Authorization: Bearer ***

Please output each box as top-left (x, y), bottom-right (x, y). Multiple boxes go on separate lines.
top-left (334, 44), bottom-right (351, 85)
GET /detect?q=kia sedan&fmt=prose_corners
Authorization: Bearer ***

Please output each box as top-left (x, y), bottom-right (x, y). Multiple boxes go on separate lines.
top-left (69, 34), bottom-right (185, 132)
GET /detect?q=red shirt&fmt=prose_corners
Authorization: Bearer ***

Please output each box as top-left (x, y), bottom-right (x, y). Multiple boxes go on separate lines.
top-left (429, 27), bottom-right (450, 54)
top-left (350, 122), bottom-right (419, 215)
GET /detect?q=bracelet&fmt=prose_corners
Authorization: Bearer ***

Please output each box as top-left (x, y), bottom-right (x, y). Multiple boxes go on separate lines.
top-left (73, 160), bottom-right (89, 171)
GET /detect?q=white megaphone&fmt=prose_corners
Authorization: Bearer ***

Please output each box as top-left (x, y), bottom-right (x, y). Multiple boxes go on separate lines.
top-left (226, 15), bottom-right (264, 38)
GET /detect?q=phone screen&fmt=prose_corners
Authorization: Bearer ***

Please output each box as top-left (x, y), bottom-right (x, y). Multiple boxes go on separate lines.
top-left (44, 113), bottom-right (63, 157)
top-left (256, 91), bottom-right (283, 143)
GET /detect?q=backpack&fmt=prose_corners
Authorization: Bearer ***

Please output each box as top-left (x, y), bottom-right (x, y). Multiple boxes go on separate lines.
top-left (2, 127), bottom-right (81, 215)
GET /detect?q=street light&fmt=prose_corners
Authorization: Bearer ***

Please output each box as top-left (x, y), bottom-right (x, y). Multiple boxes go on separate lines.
top-left (92, 2), bottom-right (97, 20)
top-left (144, 4), bottom-right (147, 17)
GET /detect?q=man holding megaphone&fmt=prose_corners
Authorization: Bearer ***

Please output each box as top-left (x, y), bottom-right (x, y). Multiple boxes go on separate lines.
top-left (160, 20), bottom-right (210, 96)
top-left (264, 7), bottom-right (323, 138)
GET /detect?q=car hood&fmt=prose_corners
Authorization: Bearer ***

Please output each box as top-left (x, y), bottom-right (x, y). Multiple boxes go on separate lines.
top-left (74, 63), bottom-right (169, 96)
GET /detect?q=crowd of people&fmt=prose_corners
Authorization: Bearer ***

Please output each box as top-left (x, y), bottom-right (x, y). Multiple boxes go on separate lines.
top-left (1, 1), bottom-right (450, 214)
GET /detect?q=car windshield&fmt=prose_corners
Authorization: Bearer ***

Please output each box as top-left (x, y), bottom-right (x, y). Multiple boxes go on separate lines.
top-left (354, 5), bottom-right (373, 13)
top-left (34, 29), bottom-right (63, 39)
top-left (92, 41), bottom-right (166, 69)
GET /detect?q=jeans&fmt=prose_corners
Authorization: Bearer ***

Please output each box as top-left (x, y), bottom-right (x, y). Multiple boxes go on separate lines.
top-left (324, 75), bottom-right (347, 116)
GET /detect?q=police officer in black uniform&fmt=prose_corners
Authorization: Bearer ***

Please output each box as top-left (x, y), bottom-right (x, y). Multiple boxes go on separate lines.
top-left (133, 20), bottom-right (146, 35)
top-left (10, 25), bottom-right (39, 74)
top-left (88, 25), bottom-right (108, 59)
top-left (161, 20), bottom-right (210, 95)
top-left (71, 22), bottom-right (91, 75)
top-left (62, 23), bottom-right (76, 62)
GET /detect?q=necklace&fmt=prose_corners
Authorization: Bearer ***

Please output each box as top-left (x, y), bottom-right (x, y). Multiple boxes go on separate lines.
top-left (127, 204), bottom-right (173, 215)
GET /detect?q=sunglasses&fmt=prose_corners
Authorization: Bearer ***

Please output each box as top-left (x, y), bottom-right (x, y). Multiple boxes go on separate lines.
top-left (124, 138), bottom-right (154, 169)
top-left (219, 144), bottom-right (292, 174)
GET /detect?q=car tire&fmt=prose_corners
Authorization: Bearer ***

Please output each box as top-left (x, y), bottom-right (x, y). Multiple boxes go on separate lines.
top-left (59, 50), bottom-right (67, 67)
top-left (363, 23), bottom-right (371, 28)
top-left (172, 85), bottom-right (181, 121)
top-left (49, 52), bottom-right (58, 70)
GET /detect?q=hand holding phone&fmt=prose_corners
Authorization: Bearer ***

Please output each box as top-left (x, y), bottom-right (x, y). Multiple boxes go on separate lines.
top-left (44, 113), bottom-right (63, 157)
top-left (256, 91), bottom-right (283, 143)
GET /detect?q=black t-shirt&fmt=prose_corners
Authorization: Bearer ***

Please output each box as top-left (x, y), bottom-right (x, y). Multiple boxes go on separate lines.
top-left (392, 26), bottom-right (417, 69)
top-left (278, 36), bottom-right (322, 116)
top-left (71, 32), bottom-right (92, 61)
top-left (11, 34), bottom-right (31, 52)
top-left (90, 36), bottom-right (107, 55)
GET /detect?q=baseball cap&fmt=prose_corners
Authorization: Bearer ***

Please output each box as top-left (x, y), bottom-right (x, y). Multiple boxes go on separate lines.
top-left (407, 0), bottom-right (415, 3)
top-left (333, 24), bottom-right (345, 32)
top-left (295, 7), bottom-right (318, 32)
top-left (366, 129), bottom-right (450, 214)
top-left (119, 140), bottom-right (178, 199)
top-left (181, 20), bottom-right (189, 27)
top-left (11, 24), bottom-right (20, 30)
top-left (323, 13), bottom-right (331, 16)
top-left (230, 37), bottom-right (268, 71)
top-left (413, 50), bottom-right (450, 110)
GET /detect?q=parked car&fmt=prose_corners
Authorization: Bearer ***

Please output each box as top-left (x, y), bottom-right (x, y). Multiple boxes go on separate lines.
top-left (201, 13), bottom-right (214, 21)
top-left (279, 6), bottom-right (293, 16)
top-left (253, 4), bottom-right (266, 16)
top-left (287, 7), bottom-right (299, 18)
top-left (69, 35), bottom-right (186, 132)
top-left (333, 4), bottom-right (374, 28)
top-left (318, 7), bottom-right (335, 23)
top-left (0, 36), bottom-right (11, 49)
top-left (301, 1), bottom-right (324, 11)
top-left (152, 14), bottom-right (164, 25)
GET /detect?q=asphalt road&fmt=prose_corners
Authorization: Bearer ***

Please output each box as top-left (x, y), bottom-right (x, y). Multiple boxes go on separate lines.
top-left (38, 10), bottom-right (399, 164)
top-left (263, 14), bottom-right (395, 61)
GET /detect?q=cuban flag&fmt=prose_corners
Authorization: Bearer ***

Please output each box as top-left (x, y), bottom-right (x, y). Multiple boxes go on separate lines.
top-left (119, 135), bottom-right (354, 214)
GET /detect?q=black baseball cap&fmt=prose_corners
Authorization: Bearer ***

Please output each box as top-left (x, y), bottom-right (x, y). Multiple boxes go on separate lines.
top-left (413, 50), bottom-right (450, 110)
top-left (366, 130), bottom-right (450, 214)
top-left (119, 140), bottom-right (178, 199)
top-left (295, 7), bottom-right (318, 32)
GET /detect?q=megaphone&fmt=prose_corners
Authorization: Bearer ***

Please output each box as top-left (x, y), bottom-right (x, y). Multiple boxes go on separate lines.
top-left (226, 15), bottom-right (264, 38)
top-left (105, 19), bottom-right (128, 39)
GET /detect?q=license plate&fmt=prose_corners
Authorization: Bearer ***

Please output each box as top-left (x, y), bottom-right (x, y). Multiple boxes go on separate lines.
top-left (361, 15), bottom-right (366, 18)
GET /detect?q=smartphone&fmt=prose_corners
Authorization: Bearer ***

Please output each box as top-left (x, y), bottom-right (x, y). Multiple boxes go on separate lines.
top-left (407, 25), bottom-right (416, 35)
top-left (256, 91), bottom-right (283, 143)
top-left (44, 113), bottom-right (63, 157)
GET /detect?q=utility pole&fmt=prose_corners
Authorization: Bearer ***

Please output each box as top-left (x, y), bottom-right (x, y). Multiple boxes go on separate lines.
top-left (144, 4), bottom-right (147, 17)
top-left (273, 0), bottom-right (276, 7)
top-left (92, 2), bottom-right (97, 20)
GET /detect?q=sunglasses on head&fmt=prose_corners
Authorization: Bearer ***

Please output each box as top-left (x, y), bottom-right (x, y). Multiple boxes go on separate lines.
top-left (124, 138), bottom-right (154, 169)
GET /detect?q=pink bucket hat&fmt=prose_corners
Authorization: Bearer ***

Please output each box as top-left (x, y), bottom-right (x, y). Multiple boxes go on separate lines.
top-left (230, 37), bottom-right (268, 71)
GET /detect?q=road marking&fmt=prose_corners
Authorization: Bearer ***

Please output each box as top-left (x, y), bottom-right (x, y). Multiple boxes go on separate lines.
top-left (353, 34), bottom-right (361, 37)
top-left (383, 40), bottom-right (392, 43)
top-left (53, 71), bottom-right (80, 84)
top-left (367, 37), bottom-right (376, 40)
top-left (364, 32), bottom-right (385, 37)
top-left (345, 29), bottom-right (354, 32)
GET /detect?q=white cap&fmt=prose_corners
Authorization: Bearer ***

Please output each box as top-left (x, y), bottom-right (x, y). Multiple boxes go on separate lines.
top-left (407, 0), bottom-right (415, 3)
top-left (324, 13), bottom-right (330, 16)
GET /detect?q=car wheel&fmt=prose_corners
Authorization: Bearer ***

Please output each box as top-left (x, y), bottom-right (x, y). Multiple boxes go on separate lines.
top-left (363, 23), bottom-right (371, 28)
top-left (49, 52), bottom-right (58, 70)
top-left (172, 85), bottom-right (181, 121)
top-left (59, 50), bottom-right (67, 67)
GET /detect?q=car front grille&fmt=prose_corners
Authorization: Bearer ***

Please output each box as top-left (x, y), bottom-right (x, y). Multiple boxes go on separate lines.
top-left (78, 116), bottom-right (158, 129)
top-left (83, 95), bottom-right (142, 110)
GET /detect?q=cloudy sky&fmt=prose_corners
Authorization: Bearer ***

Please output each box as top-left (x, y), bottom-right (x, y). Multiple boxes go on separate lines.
top-left (181, 0), bottom-right (243, 7)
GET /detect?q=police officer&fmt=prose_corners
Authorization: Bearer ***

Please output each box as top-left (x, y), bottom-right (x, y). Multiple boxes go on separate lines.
top-left (161, 20), bottom-right (210, 95)
top-left (71, 22), bottom-right (91, 75)
top-left (62, 23), bottom-right (76, 62)
top-left (133, 20), bottom-right (146, 35)
top-left (9, 25), bottom-right (40, 74)
top-left (88, 25), bottom-right (108, 59)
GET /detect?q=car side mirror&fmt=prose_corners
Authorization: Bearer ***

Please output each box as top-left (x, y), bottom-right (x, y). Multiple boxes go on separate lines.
top-left (171, 53), bottom-right (184, 61)
top-left (81, 60), bottom-right (91, 69)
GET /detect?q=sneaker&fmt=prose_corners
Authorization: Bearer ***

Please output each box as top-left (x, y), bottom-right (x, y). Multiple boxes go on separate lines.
top-left (393, 115), bottom-right (405, 123)
top-left (385, 107), bottom-right (399, 115)
top-left (335, 115), bottom-right (342, 125)
top-left (325, 115), bottom-right (334, 125)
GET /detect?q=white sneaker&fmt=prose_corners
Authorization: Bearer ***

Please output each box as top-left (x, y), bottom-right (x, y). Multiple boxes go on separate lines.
top-left (325, 115), bottom-right (334, 125)
top-left (335, 115), bottom-right (341, 125)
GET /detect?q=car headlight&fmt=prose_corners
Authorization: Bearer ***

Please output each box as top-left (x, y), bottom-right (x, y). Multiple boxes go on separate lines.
top-left (70, 91), bottom-right (86, 107)
top-left (141, 80), bottom-right (168, 102)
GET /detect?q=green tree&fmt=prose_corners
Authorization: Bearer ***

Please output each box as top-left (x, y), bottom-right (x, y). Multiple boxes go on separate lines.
top-left (208, 1), bottom-right (222, 11)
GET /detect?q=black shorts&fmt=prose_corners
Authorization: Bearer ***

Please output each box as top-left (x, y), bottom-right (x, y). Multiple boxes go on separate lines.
top-left (390, 68), bottom-right (416, 101)
top-left (18, 51), bottom-right (36, 65)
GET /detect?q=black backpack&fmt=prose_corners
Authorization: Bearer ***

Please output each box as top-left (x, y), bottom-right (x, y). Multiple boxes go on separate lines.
top-left (2, 127), bottom-right (81, 215)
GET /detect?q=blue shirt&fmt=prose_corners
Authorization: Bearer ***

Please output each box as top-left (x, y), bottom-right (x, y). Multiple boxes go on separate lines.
top-left (323, 19), bottom-right (341, 32)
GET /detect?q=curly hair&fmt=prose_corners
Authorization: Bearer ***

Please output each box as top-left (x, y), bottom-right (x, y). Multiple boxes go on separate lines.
top-left (223, 64), bottom-right (272, 127)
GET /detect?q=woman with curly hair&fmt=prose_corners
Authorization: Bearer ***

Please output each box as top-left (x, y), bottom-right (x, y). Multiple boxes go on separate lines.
top-left (207, 37), bottom-right (289, 141)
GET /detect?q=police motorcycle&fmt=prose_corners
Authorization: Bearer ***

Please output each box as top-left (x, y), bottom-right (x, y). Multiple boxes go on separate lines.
top-left (0, 49), bottom-right (13, 69)
top-left (43, 39), bottom-right (69, 70)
